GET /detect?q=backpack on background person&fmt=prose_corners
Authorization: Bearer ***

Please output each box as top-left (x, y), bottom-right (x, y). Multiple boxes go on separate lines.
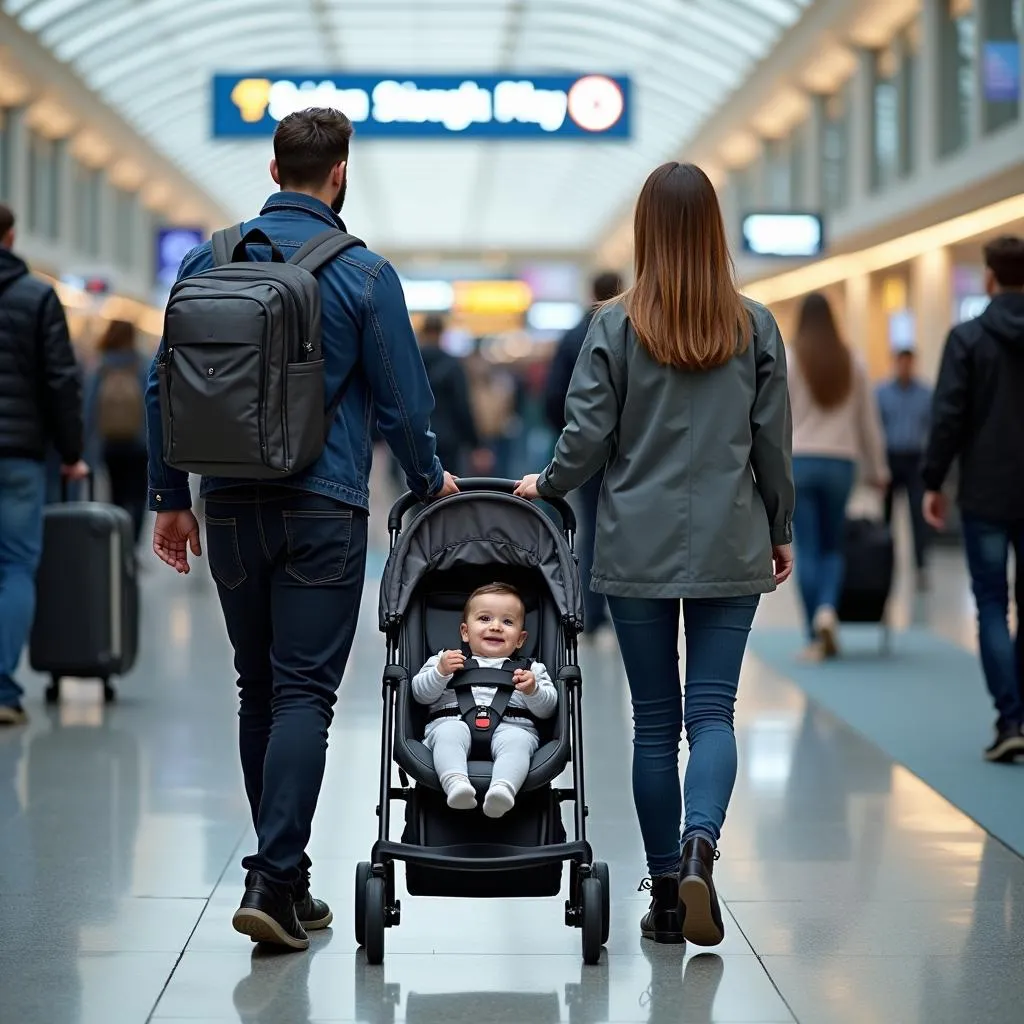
top-left (96, 362), bottom-right (145, 442)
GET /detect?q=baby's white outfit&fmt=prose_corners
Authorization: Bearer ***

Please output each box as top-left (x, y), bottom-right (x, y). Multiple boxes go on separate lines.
top-left (412, 652), bottom-right (556, 815)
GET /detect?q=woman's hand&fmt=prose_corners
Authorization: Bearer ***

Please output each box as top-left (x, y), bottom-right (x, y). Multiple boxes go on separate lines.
top-left (514, 474), bottom-right (541, 499)
top-left (772, 544), bottom-right (794, 586)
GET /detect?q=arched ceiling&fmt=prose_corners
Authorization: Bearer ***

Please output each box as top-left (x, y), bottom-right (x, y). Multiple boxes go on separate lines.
top-left (4, 0), bottom-right (813, 254)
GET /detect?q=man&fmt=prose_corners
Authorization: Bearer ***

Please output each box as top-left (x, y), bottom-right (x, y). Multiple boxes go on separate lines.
top-left (922, 235), bottom-right (1024, 763)
top-left (876, 344), bottom-right (933, 588)
top-left (0, 204), bottom-right (88, 726)
top-left (145, 108), bottom-right (457, 950)
top-left (544, 270), bottom-right (623, 637)
top-left (417, 314), bottom-right (490, 477)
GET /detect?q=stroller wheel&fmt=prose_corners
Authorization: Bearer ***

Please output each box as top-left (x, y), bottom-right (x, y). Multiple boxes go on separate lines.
top-left (354, 862), bottom-right (372, 947)
top-left (364, 875), bottom-right (387, 965)
top-left (593, 862), bottom-right (611, 945)
top-left (580, 877), bottom-right (603, 965)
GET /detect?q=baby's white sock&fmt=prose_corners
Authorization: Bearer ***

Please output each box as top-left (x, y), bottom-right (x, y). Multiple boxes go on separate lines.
top-left (483, 780), bottom-right (516, 819)
top-left (441, 773), bottom-right (477, 810)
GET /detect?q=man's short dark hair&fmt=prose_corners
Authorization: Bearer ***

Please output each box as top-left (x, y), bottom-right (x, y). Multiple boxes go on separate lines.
top-left (273, 108), bottom-right (353, 189)
top-left (984, 235), bottom-right (1024, 289)
top-left (0, 204), bottom-right (14, 239)
top-left (421, 313), bottom-right (446, 339)
top-left (592, 270), bottom-right (623, 303)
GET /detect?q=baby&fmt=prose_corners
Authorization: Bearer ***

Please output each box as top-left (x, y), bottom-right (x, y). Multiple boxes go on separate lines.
top-left (412, 582), bottom-right (557, 819)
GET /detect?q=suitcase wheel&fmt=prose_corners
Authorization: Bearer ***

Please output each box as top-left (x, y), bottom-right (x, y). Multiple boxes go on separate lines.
top-left (45, 677), bottom-right (61, 705)
top-left (102, 680), bottom-right (117, 704)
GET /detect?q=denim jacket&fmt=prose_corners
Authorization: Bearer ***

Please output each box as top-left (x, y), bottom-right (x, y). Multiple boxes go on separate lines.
top-left (146, 192), bottom-right (443, 512)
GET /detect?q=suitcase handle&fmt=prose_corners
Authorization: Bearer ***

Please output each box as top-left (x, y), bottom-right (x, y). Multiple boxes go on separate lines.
top-left (60, 469), bottom-right (95, 503)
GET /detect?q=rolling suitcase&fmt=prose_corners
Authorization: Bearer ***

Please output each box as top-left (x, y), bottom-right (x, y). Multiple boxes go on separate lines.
top-left (29, 476), bottom-right (139, 703)
top-left (837, 517), bottom-right (894, 651)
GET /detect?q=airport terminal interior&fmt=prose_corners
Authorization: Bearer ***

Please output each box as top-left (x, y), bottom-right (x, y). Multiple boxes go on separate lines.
top-left (2, 0), bottom-right (1024, 1021)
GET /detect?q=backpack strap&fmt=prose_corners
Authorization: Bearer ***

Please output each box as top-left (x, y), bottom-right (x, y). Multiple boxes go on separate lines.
top-left (211, 223), bottom-right (244, 266)
top-left (289, 228), bottom-right (365, 273)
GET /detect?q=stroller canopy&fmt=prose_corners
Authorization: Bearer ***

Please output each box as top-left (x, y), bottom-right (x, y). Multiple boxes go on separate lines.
top-left (378, 492), bottom-right (583, 632)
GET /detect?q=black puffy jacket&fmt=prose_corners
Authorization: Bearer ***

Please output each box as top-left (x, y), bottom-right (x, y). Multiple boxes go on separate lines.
top-left (0, 248), bottom-right (83, 463)
top-left (922, 292), bottom-right (1024, 522)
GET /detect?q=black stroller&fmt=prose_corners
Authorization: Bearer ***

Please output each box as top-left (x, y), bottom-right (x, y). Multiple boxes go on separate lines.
top-left (356, 479), bottom-right (609, 965)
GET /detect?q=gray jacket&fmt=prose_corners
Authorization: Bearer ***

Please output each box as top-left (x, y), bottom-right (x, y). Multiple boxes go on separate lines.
top-left (537, 299), bottom-right (794, 599)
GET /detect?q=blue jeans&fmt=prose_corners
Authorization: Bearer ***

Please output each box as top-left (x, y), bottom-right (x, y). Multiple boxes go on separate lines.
top-left (0, 459), bottom-right (46, 708)
top-left (792, 456), bottom-right (856, 638)
top-left (204, 487), bottom-right (368, 885)
top-left (608, 594), bottom-right (759, 876)
top-left (961, 516), bottom-right (1024, 730)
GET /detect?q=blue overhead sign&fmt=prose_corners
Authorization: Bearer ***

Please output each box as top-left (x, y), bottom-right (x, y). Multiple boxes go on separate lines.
top-left (212, 73), bottom-right (631, 139)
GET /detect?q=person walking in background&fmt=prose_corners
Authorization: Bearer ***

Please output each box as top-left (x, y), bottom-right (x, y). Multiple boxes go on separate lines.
top-left (146, 108), bottom-right (457, 951)
top-left (417, 314), bottom-right (491, 477)
top-left (922, 235), bottom-right (1024, 763)
top-left (85, 319), bottom-right (149, 548)
top-left (787, 292), bottom-right (888, 660)
top-left (0, 204), bottom-right (88, 726)
top-left (876, 343), bottom-right (933, 589)
top-left (544, 270), bottom-right (624, 640)
top-left (516, 162), bottom-right (794, 947)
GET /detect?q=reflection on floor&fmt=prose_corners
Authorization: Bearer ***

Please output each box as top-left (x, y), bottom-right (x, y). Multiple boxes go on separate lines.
top-left (1, 496), bottom-right (1022, 1023)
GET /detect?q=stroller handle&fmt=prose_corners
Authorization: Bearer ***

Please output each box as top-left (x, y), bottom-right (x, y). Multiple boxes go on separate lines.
top-left (387, 477), bottom-right (577, 537)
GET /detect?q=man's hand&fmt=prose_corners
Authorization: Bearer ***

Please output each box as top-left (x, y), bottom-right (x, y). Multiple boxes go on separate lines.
top-left (513, 668), bottom-right (537, 695)
top-left (60, 460), bottom-right (90, 481)
top-left (432, 471), bottom-right (460, 499)
top-left (438, 649), bottom-right (466, 676)
top-left (514, 474), bottom-right (541, 500)
top-left (153, 510), bottom-right (201, 574)
top-left (923, 490), bottom-right (947, 530)
top-left (772, 543), bottom-right (794, 586)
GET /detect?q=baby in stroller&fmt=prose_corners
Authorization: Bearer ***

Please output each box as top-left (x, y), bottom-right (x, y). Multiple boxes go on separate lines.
top-left (411, 582), bottom-right (557, 818)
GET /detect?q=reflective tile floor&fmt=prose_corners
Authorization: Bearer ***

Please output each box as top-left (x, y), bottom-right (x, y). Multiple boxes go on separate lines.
top-left (1, 494), bottom-right (1022, 1023)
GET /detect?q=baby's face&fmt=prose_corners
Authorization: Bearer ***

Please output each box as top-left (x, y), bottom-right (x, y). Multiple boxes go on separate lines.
top-left (460, 594), bottom-right (527, 660)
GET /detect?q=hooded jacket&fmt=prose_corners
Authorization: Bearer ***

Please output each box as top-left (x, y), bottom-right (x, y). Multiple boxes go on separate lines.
top-left (0, 248), bottom-right (83, 463)
top-left (922, 292), bottom-right (1024, 522)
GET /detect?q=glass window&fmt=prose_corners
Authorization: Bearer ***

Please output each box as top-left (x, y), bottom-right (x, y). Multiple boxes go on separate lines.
top-left (733, 161), bottom-right (759, 215)
top-left (899, 22), bottom-right (920, 175)
top-left (789, 121), bottom-right (807, 207)
top-left (872, 45), bottom-right (901, 191)
top-left (27, 130), bottom-right (59, 241)
top-left (764, 138), bottom-right (792, 208)
top-left (982, 0), bottom-right (1022, 133)
top-left (822, 88), bottom-right (850, 212)
top-left (114, 187), bottom-right (135, 268)
top-left (73, 161), bottom-right (101, 256)
top-left (0, 111), bottom-right (8, 201)
top-left (939, 0), bottom-right (977, 156)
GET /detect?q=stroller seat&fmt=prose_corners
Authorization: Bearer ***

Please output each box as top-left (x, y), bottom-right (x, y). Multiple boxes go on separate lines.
top-left (393, 565), bottom-right (572, 796)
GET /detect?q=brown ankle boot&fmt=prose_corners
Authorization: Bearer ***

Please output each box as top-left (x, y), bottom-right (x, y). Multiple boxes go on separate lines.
top-left (678, 836), bottom-right (724, 946)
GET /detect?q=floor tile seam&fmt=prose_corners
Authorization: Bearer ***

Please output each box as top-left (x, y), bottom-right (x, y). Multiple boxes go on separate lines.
top-left (144, 824), bottom-right (249, 1022)
top-left (744, 650), bottom-right (1024, 866)
top-left (723, 910), bottom-right (803, 1024)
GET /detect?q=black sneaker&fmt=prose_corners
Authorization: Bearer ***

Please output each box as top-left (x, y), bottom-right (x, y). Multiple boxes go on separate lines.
top-left (293, 870), bottom-right (333, 931)
top-left (0, 705), bottom-right (28, 727)
top-left (232, 871), bottom-right (309, 950)
top-left (984, 724), bottom-right (1024, 763)
top-left (679, 837), bottom-right (725, 947)
top-left (638, 874), bottom-right (685, 943)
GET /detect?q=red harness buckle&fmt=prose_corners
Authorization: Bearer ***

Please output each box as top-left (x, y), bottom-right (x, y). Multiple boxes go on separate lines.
top-left (474, 707), bottom-right (492, 729)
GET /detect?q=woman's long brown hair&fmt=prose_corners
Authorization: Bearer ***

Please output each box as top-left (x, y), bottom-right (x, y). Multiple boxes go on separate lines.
top-left (791, 292), bottom-right (852, 409)
top-left (97, 318), bottom-right (136, 353)
top-left (624, 162), bottom-right (750, 370)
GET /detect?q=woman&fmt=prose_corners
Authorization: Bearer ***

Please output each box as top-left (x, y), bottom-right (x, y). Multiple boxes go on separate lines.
top-left (85, 319), bottom-right (149, 546)
top-left (786, 293), bottom-right (888, 659)
top-left (515, 162), bottom-right (794, 946)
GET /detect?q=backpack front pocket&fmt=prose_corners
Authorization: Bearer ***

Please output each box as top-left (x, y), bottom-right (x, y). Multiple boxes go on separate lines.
top-left (168, 341), bottom-right (264, 467)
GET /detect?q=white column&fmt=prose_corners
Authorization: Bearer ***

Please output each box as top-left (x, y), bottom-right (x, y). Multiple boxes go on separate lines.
top-left (844, 272), bottom-right (872, 362)
top-left (916, 0), bottom-right (944, 171)
top-left (849, 49), bottom-right (875, 204)
top-left (910, 247), bottom-right (953, 383)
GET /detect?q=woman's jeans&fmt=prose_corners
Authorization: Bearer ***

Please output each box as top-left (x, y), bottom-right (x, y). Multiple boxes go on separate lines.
top-left (608, 594), bottom-right (760, 877)
top-left (792, 456), bottom-right (856, 638)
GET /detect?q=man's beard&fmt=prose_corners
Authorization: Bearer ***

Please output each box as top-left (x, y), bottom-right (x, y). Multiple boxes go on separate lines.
top-left (331, 176), bottom-right (347, 214)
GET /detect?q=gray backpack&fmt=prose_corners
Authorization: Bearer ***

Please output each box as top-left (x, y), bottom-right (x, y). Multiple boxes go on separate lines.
top-left (157, 224), bottom-right (362, 478)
